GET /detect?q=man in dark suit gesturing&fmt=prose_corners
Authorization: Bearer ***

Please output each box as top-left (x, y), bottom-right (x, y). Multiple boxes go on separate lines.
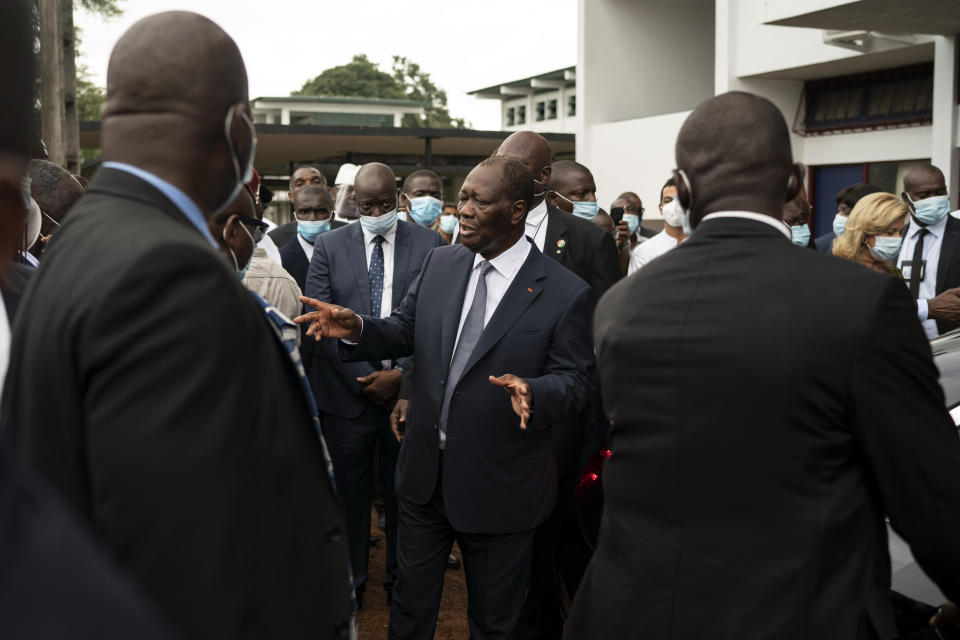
top-left (3, 12), bottom-right (354, 639)
top-left (304, 162), bottom-right (444, 604)
top-left (565, 92), bottom-right (960, 640)
top-left (298, 156), bottom-right (594, 640)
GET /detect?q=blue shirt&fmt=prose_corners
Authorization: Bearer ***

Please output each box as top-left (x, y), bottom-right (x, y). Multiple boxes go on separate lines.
top-left (101, 161), bottom-right (218, 249)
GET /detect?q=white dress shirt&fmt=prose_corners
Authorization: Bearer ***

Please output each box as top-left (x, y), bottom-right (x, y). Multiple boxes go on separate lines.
top-left (524, 200), bottom-right (549, 252)
top-left (297, 233), bottom-right (315, 263)
top-left (897, 212), bottom-right (952, 339)
top-left (628, 230), bottom-right (681, 275)
top-left (452, 236), bottom-right (532, 355)
top-left (360, 222), bottom-right (397, 320)
top-left (701, 211), bottom-right (792, 238)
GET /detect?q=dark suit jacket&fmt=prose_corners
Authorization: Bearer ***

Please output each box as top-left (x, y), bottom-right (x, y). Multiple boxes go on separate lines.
top-left (2, 168), bottom-right (354, 640)
top-left (0, 446), bottom-right (176, 639)
top-left (903, 216), bottom-right (960, 335)
top-left (567, 217), bottom-right (960, 640)
top-left (268, 220), bottom-right (297, 249)
top-left (544, 204), bottom-right (622, 298)
top-left (278, 222), bottom-right (347, 292)
top-left (815, 230), bottom-right (835, 254)
top-left (305, 219), bottom-right (444, 419)
top-left (1, 262), bottom-right (32, 324)
top-left (344, 240), bottom-right (594, 533)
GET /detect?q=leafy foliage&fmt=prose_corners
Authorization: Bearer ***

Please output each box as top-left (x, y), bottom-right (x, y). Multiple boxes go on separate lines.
top-left (77, 64), bottom-right (105, 121)
top-left (295, 54), bottom-right (466, 129)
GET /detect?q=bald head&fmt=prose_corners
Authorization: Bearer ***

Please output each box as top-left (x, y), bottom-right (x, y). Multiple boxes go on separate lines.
top-left (104, 12), bottom-right (247, 123)
top-left (355, 163), bottom-right (398, 217)
top-left (676, 91), bottom-right (800, 223)
top-left (549, 160), bottom-right (594, 193)
top-left (497, 131), bottom-right (553, 174)
top-left (100, 12), bottom-right (252, 217)
top-left (903, 164), bottom-right (945, 195)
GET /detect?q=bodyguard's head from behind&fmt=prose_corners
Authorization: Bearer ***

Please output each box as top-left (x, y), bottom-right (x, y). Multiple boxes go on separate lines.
top-left (674, 91), bottom-right (803, 228)
top-left (457, 156), bottom-right (532, 260)
top-left (100, 11), bottom-right (254, 219)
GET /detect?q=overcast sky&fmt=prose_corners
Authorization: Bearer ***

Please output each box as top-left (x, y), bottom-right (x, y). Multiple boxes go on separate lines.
top-left (75, 0), bottom-right (578, 130)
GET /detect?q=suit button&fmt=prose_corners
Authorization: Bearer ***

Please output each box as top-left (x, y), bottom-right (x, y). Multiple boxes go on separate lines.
top-left (327, 525), bottom-right (343, 542)
top-left (334, 619), bottom-right (350, 638)
top-left (433, 424), bottom-right (438, 430)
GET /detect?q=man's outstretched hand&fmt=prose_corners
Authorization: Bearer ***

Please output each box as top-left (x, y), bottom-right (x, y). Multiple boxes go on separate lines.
top-left (295, 296), bottom-right (362, 341)
top-left (489, 374), bottom-right (535, 431)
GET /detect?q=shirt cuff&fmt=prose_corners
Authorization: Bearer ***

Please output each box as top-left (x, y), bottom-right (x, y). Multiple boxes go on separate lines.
top-left (917, 298), bottom-right (928, 322)
top-left (340, 316), bottom-right (363, 345)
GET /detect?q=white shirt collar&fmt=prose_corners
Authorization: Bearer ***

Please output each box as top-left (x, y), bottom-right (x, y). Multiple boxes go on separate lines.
top-left (700, 211), bottom-right (791, 239)
top-left (473, 235), bottom-right (532, 279)
top-left (361, 220), bottom-right (398, 245)
top-left (910, 211), bottom-right (949, 240)
top-left (526, 199), bottom-right (548, 226)
top-left (297, 233), bottom-right (315, 260)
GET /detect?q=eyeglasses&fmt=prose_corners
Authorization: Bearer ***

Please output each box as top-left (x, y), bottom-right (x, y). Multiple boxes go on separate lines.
top-left (40, 209), bottom-right (61, 229)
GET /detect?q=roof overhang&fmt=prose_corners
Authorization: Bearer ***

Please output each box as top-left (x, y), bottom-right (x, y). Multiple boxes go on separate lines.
top-left (762, 0), bottom-right (960, 35)
top-left (469, 66), bottom-right (576, 100)
top-left (79, 121), bottom-right (575, 176)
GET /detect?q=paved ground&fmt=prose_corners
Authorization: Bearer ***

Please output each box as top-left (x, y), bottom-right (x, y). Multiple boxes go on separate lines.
top-left (357, 511), bottom-right (470, 639)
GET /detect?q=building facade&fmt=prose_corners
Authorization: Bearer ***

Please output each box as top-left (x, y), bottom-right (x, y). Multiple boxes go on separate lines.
top-left (251, 96), bottom-right (426, 128)
top-left (469, 67), bottom-right (578, 135)
top-left (577, 0), bottom-right (959, 233)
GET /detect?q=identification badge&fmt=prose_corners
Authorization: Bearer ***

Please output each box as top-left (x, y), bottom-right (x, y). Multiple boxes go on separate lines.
top-left (902, 260), bottom-right (926, 282)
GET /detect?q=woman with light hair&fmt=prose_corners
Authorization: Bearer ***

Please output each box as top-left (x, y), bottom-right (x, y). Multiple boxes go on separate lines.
top-left (832, 192), bottom-right (908, 275)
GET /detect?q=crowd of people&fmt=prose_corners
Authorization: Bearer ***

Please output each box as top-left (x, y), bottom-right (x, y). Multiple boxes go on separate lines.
top-left (1, 6), bottom-right (960, 640)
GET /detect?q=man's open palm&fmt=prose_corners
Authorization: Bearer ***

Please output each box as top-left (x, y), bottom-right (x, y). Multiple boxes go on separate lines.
top-left (489, 374), bottom-right (535, 431)
top-left (295, 296), bottom-right (362, 340)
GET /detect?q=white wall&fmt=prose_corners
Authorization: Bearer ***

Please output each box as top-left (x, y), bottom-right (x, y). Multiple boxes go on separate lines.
top-left (579, 0), bottom-right (715, 127)
top-left (583, 111), bottom-right (691, 218)
top-left (802, 125), bottom-right (932, 166)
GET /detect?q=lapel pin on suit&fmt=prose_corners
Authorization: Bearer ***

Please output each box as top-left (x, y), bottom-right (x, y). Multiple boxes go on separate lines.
top-left (557, 239), bottom-right (566, 255)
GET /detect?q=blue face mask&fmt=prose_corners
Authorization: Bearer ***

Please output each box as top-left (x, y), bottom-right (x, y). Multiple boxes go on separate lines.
top-left (571, 200), bottom-right (599, 220)
top-left (439, 214), bottom-right (458, 234)
top-left (298, 219), bottom-right (330, 243)
top-left (908, 194), bottom-right (950, 226)
top-left (868, 235), bottom-right (903, 263)
top-left (359, 208), bottom-right (399, 235)
top-left (791, 224), bottom-right (811, 247)
top-left (408, 196), bottom-right (442, 227)
top-left (623, 213), bottom-right (640, 234)
top-left (832, 213), bottom-right (847, 237)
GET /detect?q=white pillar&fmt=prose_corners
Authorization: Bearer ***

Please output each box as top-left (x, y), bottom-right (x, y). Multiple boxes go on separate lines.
top-left (280, 108), bottom-right (291, 125)
top-left (265, 112), bottom-right (276, 125)
top-left (394, 112), bottom-right (402, 127)
top-left (932, 35), bottom-right (958, 209)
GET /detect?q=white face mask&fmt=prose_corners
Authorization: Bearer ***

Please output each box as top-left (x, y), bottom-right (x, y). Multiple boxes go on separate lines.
top-left (210, 104), bottom-right (257, 219)
top-left (661, 198), bottom-right (685, 228)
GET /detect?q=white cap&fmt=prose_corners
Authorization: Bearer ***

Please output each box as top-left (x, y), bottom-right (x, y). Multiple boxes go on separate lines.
top-left (335, 163), bottom-right (359, 186)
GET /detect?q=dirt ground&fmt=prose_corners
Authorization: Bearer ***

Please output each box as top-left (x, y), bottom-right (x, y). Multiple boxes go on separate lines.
top-left (357, 510), bottom-right (470, 639)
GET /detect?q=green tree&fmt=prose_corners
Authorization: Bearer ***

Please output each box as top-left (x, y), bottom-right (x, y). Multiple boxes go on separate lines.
top-left (391, 56), bottom-right (465, 129)
top-left (294, 54), bottom-right (467, 129)
top-left (77, 64), bottom-right (105, 121)
top-left (294, 54), bottom-right (405, 100)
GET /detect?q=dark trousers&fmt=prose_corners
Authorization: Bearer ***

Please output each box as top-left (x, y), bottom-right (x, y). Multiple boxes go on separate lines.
top-left (388, 458), bottom-right (536, 640)
top-left (516, 472), bottom-right (579, 640)
top-left (322, 404), bottom-right (399, 594)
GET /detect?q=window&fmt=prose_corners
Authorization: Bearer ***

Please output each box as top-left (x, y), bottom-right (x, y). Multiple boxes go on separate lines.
top-left (535, 102), bottom-right (545, 122)
top-left (567, 95), bottom-right (576, 117)
top-left (794, 63), bottom-right (933, 136)
top-left (548, 99), bottom-right (558, 120)
top-left (312, 112), bottom-right (394, 127)
top-left (506, 107), bottom-right (516, 127)
top-left (517, 105), bottom-right (526, 125)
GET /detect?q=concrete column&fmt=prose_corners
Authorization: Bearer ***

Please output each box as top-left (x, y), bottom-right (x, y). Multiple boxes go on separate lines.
top-left (394, 112), bottom-right (402, 127)
top-left (930, 36), bottom-right (960, 209)
top-left (932, 35), bottom-right (958, 208)
top-left (281, 108), bottom-right (291, 125)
